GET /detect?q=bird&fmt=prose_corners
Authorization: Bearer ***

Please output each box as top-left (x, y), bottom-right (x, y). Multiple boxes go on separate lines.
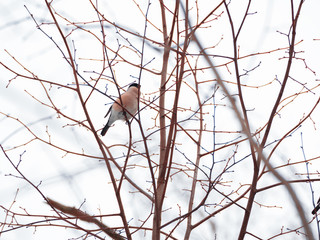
top-left (312, 197), bottom-right (320, 215)
top-left (101, 83), bottom-right (140, 136)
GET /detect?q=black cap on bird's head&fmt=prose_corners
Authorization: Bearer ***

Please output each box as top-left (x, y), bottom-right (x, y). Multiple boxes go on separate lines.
top-left (128, 83), bottom-right (140, 89)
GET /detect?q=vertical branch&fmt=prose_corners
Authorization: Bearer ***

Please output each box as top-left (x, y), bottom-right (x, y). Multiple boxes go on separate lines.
top-left (153, 0), bottom-right (169, 237)
top-left (153, 1), bottom-right (179, 239)
top-left (184, 71), bottom-right (203, 240)
top-left (158, 0), bottom-right (192, 236)
top-left (223, 2), bottom-right (261, 239)
top-left (260, 0), bottom-right (300, 149)
top-left (224, 0), bottom-right (252, 129)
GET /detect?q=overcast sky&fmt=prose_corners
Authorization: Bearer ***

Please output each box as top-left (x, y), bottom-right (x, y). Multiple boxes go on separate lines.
top-left (1, 0), bottom-right (320, 239)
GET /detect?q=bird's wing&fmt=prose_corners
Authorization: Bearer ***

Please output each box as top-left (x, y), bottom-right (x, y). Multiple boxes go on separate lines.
top-left (104, 105), bottom-right (113, 118)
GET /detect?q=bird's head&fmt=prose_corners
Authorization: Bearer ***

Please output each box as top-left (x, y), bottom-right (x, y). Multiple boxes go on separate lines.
top-left (128, 83), bottom-right (140, 89)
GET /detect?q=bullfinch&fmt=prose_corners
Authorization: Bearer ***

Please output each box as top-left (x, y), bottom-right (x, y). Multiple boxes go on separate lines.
top-left (101, 83), bottom-right (140, 136)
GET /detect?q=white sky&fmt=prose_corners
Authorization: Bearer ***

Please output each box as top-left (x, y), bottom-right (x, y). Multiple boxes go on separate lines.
top-left (1, 0), bottom-right (320, 239)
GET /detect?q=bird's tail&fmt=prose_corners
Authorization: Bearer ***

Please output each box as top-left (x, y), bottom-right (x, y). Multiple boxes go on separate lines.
top-left (101, 125), bottom-right (110, 136)
top-left (312, 204), bottom-right (320, 215)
